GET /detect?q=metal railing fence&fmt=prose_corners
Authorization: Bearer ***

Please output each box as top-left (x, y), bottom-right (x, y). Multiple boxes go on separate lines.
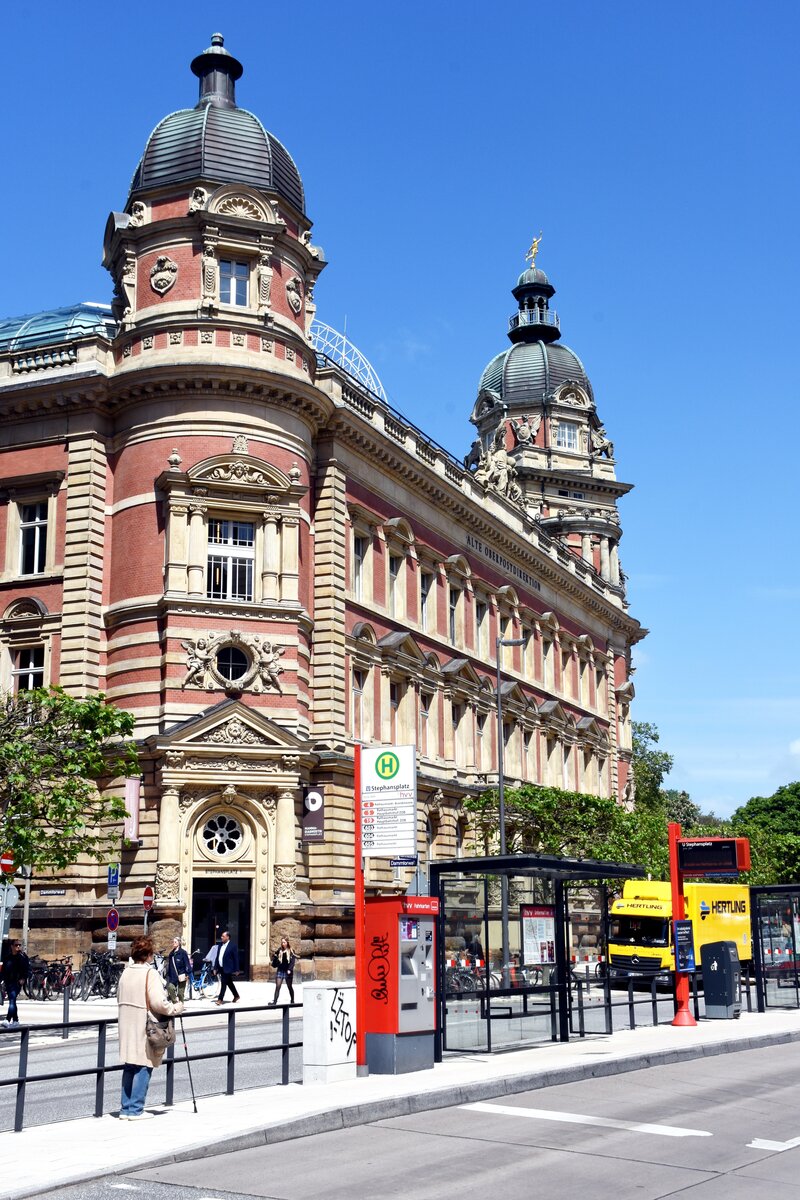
top-left (0, 1002), bottom-right (302, 1132)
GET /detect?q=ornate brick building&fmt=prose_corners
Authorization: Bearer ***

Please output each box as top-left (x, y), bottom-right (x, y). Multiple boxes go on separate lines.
top-left (0, 36), bottom-right (644, 976)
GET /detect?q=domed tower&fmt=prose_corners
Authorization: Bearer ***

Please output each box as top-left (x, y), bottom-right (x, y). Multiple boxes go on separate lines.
top-left (102, 32), bottom-right (325, 350)
top-left (467, 245), bottom-right (631, 588)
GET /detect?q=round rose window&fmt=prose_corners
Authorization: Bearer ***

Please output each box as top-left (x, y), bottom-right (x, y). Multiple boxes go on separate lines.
top-left (202, 813), bottom-right (243, 857)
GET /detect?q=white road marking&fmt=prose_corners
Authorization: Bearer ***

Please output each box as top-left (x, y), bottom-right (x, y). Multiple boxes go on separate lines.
top-left (109, 1187), bottom-right (139, 1192)
top-left (461, 1101), bottom-right (712, 1139)
top-left (749, 1136), bottom-right (800, 1153)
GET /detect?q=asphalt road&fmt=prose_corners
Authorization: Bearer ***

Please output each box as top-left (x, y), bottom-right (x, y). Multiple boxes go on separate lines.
top-left (35, 1039), bottom-right (800, 1200)
top-left (0, 1015), bottom-right (302, 1131)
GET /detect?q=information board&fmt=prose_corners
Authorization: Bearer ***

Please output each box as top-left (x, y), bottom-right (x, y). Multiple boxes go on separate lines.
top-left (360, 746), bottom-right (417, 858)
top-left (521, 904), bottom-right (556, 965)
top-left (674, 919), bottom-right (696, 972)
top-left (678, 838), bottom-right (744, 876)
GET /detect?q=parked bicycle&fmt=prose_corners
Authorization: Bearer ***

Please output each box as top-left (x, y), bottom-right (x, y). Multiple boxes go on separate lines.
top-left (75, 950), bottom-right (125, 1000)
top-left (188, 949), bottom-right (220, 999)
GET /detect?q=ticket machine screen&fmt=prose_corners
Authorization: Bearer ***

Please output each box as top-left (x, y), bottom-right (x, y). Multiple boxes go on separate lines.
top-left (400, 918), bottom-right (418, 940)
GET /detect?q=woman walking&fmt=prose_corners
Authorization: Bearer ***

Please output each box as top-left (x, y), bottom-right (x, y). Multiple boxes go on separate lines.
top-left (167, 936), bottom-right (191, 1003)
top-left (117, 935), bottom-right (184, 1120)
top-left (269, 937), bottom-right (297, 1006)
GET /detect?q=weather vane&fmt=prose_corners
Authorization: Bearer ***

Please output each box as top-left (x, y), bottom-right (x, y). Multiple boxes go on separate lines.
top-left (526, 232), bottom-right (543, 270)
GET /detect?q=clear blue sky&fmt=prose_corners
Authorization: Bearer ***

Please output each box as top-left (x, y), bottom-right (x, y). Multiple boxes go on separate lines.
top-left (4, 2), bottom-right (800, 816)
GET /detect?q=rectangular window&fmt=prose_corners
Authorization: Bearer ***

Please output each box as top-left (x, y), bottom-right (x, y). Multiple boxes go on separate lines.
top-left (451, 702), bottom-right (463, 763)
top-left (420, 571), bottom-right (433, 629)
top-left (448, 587), bottom-right (459, 644)
top-left (19, 502), bottom-right (48, 576)
top-left (13, 645), bottom-right (44, 692)
top-left (419, 692), bottom-right (431, 757)
top-left (556, 421), bottom-right (578, 450)
top-left (388, 554), bottom-right (402, 617)
top-left (352, 668), bottom-right (366, 741)
top-left (353, 535), bottom-right (367, 600)
top-left (475, 600), bottom-right (487, 655)
top-left (219, 259), bottom-right (249, 306)
top-left (390, 681), bottom-right (401, 741)
top-left (206, 518), bottom-right (255, 601)
top-left (476, 712), bottom-right (487, 769)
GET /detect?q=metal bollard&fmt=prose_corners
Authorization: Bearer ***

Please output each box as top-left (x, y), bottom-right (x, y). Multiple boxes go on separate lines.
top-left (226, 1010), bottom-right (235, 1095)
top-left (95, 1022), bottom-right (107, 1118)
top-left (14, 1027), bottom-right (29, 1132)
top-left (62, 986), bottom-right (69, 1039)
top-left (282, 1005), bottom-right (290, 1084)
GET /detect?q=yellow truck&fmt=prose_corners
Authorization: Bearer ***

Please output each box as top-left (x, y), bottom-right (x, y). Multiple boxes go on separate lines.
top-left (608, 879), bottom-right (751, 979)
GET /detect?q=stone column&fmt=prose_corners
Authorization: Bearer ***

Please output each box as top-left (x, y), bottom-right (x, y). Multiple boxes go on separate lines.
top-left (599, 537), bottom-right (610, 580)
top-left (187, 499), bottom-right (207, 596)
top-left (165, 503), bottom-right (189, 593)
top-left (261, 511), bottom-right (281, 601)
top-left (155, 786), bottom-right (181, 902)
top-left (610, 541), bottom-right (620, 586)
top-left (581, 532), bottom-right (592, 563)
top-left (280, 516), bottom-right (300, 602)
top-left (274, 788), bottom-right (297, 907)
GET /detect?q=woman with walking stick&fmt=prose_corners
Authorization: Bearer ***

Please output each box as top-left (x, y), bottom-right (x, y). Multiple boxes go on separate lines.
top-left (117, 936), bottom-right (183, 1120)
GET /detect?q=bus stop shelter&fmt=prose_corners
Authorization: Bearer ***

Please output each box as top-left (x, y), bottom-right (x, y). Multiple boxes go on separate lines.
top-left (429, 853), bottom-right (645, 1058)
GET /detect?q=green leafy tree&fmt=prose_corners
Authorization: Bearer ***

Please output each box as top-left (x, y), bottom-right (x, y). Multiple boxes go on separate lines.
top-left (731, 782), bottom-right (800, 837)
top-left (0, 688), bottom-right (138, 870)
top-left (662, 789), bottom-right (702, 828)
top-left (631, 721), bottom-right (673, 809)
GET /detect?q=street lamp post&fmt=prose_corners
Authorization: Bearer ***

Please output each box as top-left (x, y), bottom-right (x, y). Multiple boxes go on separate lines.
top-left (496, 635), bottom-right (526, 985)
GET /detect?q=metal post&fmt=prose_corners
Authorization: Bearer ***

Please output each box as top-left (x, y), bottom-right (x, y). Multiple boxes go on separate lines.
top-left (21, 868), bottom-right (32, 953)
top-left (14, 1027), bottom-right (29, 1132)
top-left (226, 1010), bottom-right (235, 1095)
top-left (496, 636), bottom-right (525, 987)
top-left (95, 1021), bottom-right (107, 1118)
top-left (554, 880), bottom-right (570, 1042)
top-left (62, 983), bottom-right (69, 1039)
top-left (281, 1006), bottom-right (290, 1085)
top-left (354, 744), bottom-right (368, 1077)
top-left (165, 1040), bottom-right (175, 1106)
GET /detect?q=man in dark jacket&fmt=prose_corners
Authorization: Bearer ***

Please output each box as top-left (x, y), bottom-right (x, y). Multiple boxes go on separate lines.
top-left (214, 930), bottom-right (240, 1005)
top-left (167, 937), bottom-right (191, 1002)
top-left (2, 941), bottom-right (29, 1025)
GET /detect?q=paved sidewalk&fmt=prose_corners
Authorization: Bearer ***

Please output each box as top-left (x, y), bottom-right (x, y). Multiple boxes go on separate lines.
top-left (3, 1003), bottom-right (800, 1200)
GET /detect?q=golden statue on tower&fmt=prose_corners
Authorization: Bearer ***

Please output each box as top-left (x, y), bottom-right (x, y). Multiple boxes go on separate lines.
top-left (526, 232), bottom-right (543, 270)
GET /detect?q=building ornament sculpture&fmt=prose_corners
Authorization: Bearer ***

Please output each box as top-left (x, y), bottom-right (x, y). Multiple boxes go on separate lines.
top-left (285, 276), bottom-right (303, 314)
top-left (201, 241), bottom-right (217, 305)
top-left (181, 631), bottom-right (285, 694)
top-left (273, 864), bottom-right (296, 904)
top-left (510, 413), bottom-right (541, 446)
top-left (150, 256), bottom-right (179, 296)
top-left (129, 201), bottom-right (147, 227)
top-left (207, 459), bottom-right (269, 485)
top-left (155, 863), bottom-right (180, 901)
top-left (206, 719), bottom-right (272, 746)
top-left (590, 425), bottom-right (614, 458)
top-left (473, 429), bottom-right (523, 504)
top-left (217, 194), bottom-right (266, 221)
top-left (188, 186), bottom-right (208, 213)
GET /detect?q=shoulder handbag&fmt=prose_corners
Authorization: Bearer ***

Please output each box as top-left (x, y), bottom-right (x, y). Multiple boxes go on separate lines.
top-left (145, 971), bottom-right (175, 1050)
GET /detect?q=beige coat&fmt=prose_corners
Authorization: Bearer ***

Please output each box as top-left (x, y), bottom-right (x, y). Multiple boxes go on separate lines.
top-left (117, 962), bottom-right (183, 1068)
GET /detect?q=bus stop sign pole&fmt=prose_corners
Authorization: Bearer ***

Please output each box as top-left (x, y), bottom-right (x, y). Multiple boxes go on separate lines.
top-left (669, 822), bottom-right (697, 1027)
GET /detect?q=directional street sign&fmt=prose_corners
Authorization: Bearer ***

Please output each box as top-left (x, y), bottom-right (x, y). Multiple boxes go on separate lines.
top-left (143, 885), bottom-right (155, 911)
top-left (0, 852), bottom-right (15, 875)
top-left (107, 863), bottom-right (120, 900)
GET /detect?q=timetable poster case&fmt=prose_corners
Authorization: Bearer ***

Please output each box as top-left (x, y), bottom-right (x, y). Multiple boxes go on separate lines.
top-left (521, 904), bottom-right (556, 965)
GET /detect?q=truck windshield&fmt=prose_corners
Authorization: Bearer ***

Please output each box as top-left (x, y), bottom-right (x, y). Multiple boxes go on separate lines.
top-left (611, 916), bottom-right (669, 947)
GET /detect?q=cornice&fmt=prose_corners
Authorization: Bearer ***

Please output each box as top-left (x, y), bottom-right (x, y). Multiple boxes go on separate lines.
top-left (326, 411), bottom-right (644, 640)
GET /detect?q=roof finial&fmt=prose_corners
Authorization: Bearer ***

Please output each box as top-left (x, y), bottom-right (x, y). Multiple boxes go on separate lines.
top-left (191, 33), bottom-right (243, 109)
top-left (525, 232), bottom-right (543, 271)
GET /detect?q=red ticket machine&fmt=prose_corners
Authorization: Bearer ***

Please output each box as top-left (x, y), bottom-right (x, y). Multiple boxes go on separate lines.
top-left (362, 894), bottom-right (439, 1074)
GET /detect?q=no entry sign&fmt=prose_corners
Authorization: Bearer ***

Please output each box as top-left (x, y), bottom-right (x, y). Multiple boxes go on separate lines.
top-left (0, 852), bottom-right (14, 875)
top-left (143, 885), bottom-right (155, 911)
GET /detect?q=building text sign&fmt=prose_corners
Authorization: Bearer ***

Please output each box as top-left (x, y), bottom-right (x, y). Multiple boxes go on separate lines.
top-left (360, 745), bottom-right (417, 858)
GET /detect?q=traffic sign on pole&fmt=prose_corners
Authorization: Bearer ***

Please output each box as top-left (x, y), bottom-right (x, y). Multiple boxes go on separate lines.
top-left (143, 885), bottom-right (155, 911)
top-left (0, 852), bottom-right (15, 875)
top-left (107, 863), bottom-right (120, 900)
top-left (107, 908), bottom-right (120, 932)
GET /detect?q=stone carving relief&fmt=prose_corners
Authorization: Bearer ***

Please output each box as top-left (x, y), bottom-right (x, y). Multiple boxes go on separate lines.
top-left (231, 434), bottom-right (249, 454)
top-left (206, 719), bottom-right (272, 747)
top-left (188, 187), bottom-right (208, 214)
top-left (217, 194), bottom-right (267, 221)
top-left (285, 276), bottom-right (303, 314)
top-left (560, 389), bottom-right (587, 408)
top-left (273, 864), bottom-right (296, 905)
top-left (4, 598), bottom-right (44, 620)
top-left (473, 428), bottom-right (523, 504)
top-left (257, 251), bottom-right (272, 314)
top-left (201, 241), bottom-right (217, 305)
top-left (129, 201), bottom-right (147, 227)
top-left (155, 863), bottom-right (180, 902)
top-left (464, 439), bottom-right (482, 471)
top-left (590, 425), bottom-right (614, 459)
top-left (510, 413), bottom-right (541, 446)
top-left (150, 256), bottom-right (179, 296)
top-left (206, 460), bottom-right (269, 485)
top-left (181, 631), bottom-right (285, 694)
top-left (164, 750), bottom-right (185, 769)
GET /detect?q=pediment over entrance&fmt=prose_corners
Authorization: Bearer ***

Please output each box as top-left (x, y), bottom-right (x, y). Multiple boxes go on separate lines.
top-left (149, 700), bottom-right (311, 777)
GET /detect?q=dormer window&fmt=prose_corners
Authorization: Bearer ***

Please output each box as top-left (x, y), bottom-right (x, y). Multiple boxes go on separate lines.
top-left (220, 259), bottom-right (249, 306)
top-left (556, 421), bottom-right (578, 451)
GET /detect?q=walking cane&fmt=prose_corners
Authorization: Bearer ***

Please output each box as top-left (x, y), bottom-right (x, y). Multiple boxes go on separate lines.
top-left (178, 1014), bottom-right (198, 1113)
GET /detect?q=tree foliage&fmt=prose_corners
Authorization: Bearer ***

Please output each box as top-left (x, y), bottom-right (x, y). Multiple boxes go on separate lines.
top-left (463, 783), bottom-right (669, 880)
top-left (0, 688), bottom-right (138, 870)
top-left (631, 721), bottom-right (673, 809)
